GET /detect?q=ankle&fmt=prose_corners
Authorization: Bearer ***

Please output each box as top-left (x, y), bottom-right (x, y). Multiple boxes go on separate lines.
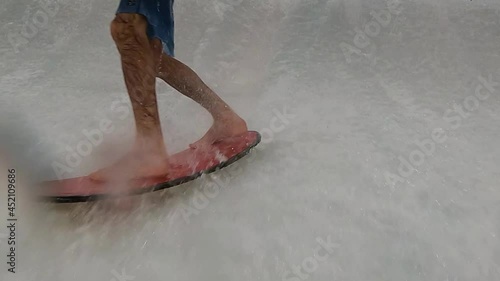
top-left (135, 135), bottom-right (165, 149)
top-left (214, 109), bottom-right (241, 120)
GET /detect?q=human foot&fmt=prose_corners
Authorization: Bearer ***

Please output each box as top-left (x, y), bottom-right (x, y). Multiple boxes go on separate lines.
top-left (89, 146), bottom-right (169, 181)
top-left (190, 112), bottom-right (247, 149)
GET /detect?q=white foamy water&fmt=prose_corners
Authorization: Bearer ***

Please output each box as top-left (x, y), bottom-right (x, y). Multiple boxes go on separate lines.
top-left (0, 0), bottom-right (499, 280)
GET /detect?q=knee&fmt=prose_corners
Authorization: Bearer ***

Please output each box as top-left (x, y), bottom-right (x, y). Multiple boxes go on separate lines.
top-left (110, 13), bottom-right (148, 44)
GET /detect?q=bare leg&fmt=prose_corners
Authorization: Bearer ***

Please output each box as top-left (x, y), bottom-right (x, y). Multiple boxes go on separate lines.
top-left (90, 14), bottom-right (169, 181)
top-left (157, 54), bottom-right (247, 149)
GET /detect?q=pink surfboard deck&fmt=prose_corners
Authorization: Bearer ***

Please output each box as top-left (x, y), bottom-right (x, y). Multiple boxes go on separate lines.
top-left (39, 131), bottom-right (261, 203)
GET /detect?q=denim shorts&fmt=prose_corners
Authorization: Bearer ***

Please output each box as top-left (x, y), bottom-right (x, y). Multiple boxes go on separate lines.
top-left (116, 0), bottom-right (175, 56)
